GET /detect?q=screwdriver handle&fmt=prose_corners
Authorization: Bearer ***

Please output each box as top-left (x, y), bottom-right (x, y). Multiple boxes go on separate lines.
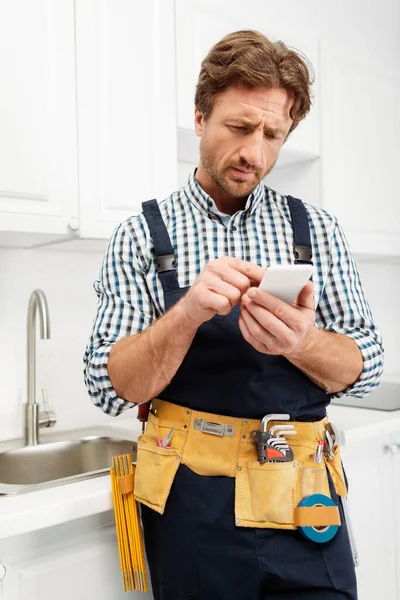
top-left (137, 403), bottom-right (151, 433)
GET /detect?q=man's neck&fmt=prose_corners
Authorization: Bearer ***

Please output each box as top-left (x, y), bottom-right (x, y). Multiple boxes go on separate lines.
top-left (195, 165), bottom-right (247, 215)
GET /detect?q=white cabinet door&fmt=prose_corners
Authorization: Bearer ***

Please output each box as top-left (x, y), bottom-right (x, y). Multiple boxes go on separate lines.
top-left (0, 0), bottom-right (79, 248)
top-left (175, 0), bottom-right (320, 168)
top-left (1, 526), bottom-right (153, 600)
top-left (75, 0), bottom-right (177, 241)
top-left (320, 44), bottom-right (400, 257)
top-left (388, 434), bottom-right (400, 598)
top-left (341, 436), bottom-right (397, 599)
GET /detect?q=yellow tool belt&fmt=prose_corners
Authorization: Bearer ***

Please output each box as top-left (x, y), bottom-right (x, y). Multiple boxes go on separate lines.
top-left (134, 398), bottom-right (347, 530)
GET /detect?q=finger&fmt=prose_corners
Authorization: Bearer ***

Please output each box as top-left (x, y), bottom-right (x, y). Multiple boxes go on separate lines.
top-left (236, 260), bottom-right (265, 285)
top-left (203, 273), bottom-right (243, 308)
top-left (240, 305), bottom-right (279, 348)
top-left (193, 283), bottom-right (232, 316)
top-left (204, 289), bottom-right (233, 316)
top-left (213, 258), bottom-right (265, 286)
top-left (206, 262), bottom-right (252, 295)
top-left (242, 286), bottom-right (309, 327)
top-left (241, 298), bottom-right (293, 340)
top-left (242, 287), bottom-right (296, 324)
top-left (294, 280), bottom-right (314, 310)
top-left (238, 313), bottom-right (268, 354)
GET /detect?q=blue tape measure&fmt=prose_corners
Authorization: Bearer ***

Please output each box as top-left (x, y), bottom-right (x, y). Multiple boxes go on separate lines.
top-left (297, 494), bottom-right (339, 543)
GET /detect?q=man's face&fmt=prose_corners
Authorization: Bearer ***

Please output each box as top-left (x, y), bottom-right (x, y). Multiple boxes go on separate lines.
top-left (195, 85), bottom-right (294, 199)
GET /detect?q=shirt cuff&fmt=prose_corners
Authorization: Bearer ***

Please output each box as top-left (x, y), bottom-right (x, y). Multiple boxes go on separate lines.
top-left (329, 328), bottom-right (384, 400)
top-left (84, 343), bottom-right (138, 416)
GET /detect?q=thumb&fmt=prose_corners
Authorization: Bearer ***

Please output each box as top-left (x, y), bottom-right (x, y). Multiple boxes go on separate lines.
top-left (294, 280), bottom-right (314, 310)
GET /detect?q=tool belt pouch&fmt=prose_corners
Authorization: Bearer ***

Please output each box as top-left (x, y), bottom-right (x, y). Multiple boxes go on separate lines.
top-left (133, 401), bottom-right (347, 529)
top-left (134, 412), bottom-right (182, 514)
top-left (235, 439), bottom-right (336, 530)
top-left (324, 444), bottom-right (347, 497)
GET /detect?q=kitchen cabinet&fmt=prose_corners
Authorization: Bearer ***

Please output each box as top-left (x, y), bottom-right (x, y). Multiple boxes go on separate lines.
top-left (0, 0), bottom-right (177, 249)
top-left (74, 0), bottom-right (177, 241)
top-left (341, 433), bottom-right (398, 599)
top-left (175, 0), bottom-right (320, 169)
top-left (0, 0), bottom-right (79, 249)
top-left (0, 512), bottom-right (152, 600)
top-left (320, 44), bottom-right (400, 258)
top-left (388, 435), bottom-right (400, 598)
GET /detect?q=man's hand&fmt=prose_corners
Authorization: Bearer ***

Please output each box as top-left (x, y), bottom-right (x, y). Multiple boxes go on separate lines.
top-left (238, 280), bottom-right (316, 356)
top-left (180, 257), bottom-right (265, 326)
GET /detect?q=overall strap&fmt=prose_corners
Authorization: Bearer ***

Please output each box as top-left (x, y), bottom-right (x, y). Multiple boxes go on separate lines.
top-left (286, 195), bottom-right (313, 265)
top-left (142, 199), bottom-right (180, 294)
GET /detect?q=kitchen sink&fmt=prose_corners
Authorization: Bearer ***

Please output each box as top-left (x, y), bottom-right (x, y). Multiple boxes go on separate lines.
top-left (0, 426), bottom-right (137, 496)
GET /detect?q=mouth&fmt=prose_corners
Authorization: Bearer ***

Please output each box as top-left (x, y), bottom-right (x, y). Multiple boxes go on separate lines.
top-left (231, 167), bottom-right (254, 180)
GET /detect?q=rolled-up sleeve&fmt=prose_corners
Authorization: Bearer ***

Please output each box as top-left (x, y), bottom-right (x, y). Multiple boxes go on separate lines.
top-left (316, 218), bottom-right (384, 399)
top-left (83, 220), bottom-right (156, 416)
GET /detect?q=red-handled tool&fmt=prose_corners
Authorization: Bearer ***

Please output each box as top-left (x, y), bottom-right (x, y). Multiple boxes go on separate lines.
top-left (137, 403), bottom-right (151, 433)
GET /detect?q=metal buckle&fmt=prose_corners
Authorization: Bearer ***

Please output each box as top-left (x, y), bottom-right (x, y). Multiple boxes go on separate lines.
top-left (193, 418), bottom-right (235, 437)
top-left (293, 245), bottom-right (312, 263)
top-left (156, 254), bottom-right (176, 272)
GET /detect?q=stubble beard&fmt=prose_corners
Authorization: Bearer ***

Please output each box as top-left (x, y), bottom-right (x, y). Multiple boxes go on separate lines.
top-left (199, 136), bottom-right (276, 199)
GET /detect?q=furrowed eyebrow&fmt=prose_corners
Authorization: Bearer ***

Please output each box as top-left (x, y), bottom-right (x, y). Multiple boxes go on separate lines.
top-left (227, 117), bottom-right (258, 127)
top-left (263, 125), bottom-right (285, 138)
top-left (227, 117), bottom-right (285, 138)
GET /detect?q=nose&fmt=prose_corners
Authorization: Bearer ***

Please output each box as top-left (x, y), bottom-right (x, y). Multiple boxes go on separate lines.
top-left (238, 131), bottom-right (264, 170)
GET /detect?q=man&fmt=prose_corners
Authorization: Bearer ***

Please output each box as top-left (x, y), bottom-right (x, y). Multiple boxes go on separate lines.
top-left (84, 30), bottom-right (383, 599)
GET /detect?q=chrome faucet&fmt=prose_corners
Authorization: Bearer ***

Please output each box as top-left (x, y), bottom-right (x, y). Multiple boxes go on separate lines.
top-left (24, 289), bottom-right (56, 445)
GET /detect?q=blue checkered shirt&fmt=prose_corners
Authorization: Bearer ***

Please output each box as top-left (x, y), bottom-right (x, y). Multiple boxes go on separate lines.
top-left (83, 169), bottom-right (384, 416)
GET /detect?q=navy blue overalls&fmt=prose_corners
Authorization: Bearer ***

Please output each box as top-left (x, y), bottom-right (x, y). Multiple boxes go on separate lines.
top-left (140, 196), bottom-right (357, 600)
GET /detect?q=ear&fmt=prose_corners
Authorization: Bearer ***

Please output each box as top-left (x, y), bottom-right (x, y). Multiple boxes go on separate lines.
top-left (194, 108), bottom-right (204, 137)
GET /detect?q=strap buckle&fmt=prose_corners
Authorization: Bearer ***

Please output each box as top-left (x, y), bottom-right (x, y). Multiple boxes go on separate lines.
top-left (194, 419), bottom-right (235, 437)
top-left (293, 245), bottom-right (312, 263)
top-left (156, 254), bottom-right (176, 272)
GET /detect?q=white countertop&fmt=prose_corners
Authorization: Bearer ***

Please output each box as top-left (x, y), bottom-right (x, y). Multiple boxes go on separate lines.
top-left (1, 406), bottom-right (400, 541)
top-left (327, 404), bottom-right (400, 444)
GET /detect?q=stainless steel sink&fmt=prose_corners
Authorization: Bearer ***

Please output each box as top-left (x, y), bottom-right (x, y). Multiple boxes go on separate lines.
top-left (0, 426), bottom-right (137, 496)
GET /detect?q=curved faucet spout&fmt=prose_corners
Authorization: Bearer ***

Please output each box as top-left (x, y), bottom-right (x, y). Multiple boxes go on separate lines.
top-left (25, 289), bottom-right (51, 445)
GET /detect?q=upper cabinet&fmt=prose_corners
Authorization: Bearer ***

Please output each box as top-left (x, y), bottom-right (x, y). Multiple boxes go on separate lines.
top-left (1, 1), bottom-right (398, 257)
top-left (175, 0), bottom-right (320, 169)
top-left (75, 0), bottom-right (177, 241)
top-left (320, 43), bottom-right (400, 257)
top-left (0, 0), bottom-right (79, 248)
top-left (0, 0), bottom-right (177, 248)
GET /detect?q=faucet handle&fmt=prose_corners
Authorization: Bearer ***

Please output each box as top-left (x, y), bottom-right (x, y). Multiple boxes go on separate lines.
top-left (39, 388), bottom-right (57, 429)
top-left (42, 388), bottom-right (50, 412)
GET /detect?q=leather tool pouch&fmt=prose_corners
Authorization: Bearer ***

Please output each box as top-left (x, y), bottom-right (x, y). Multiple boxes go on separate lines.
top-left (134, 402), bottom-right (347, 528)
top-left (235, 437), bottom-right (332, 529)
top-left (324, 444), bottom-right (348, 497)
top-left (134, 411), bottom-right (184, 513)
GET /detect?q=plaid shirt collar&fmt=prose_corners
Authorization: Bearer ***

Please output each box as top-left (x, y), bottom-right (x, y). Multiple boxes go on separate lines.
top-left (184, 168), bottom-right (264, 219)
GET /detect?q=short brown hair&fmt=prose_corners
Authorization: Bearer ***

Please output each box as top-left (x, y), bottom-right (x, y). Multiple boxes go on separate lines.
top-left (195, 30), bottom-right (314, 135)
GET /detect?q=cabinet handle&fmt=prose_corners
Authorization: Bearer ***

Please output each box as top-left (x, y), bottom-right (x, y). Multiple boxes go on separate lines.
top-left (68, 217), bottom-right (80, 232)
top-left (384, 443), bottom-right (400, 455)
top-left (0, 563), bottom-right (6, 581)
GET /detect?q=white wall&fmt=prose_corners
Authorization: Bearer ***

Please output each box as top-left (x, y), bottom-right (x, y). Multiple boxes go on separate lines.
top-left (0, 247), bottom-right (137, 443)
top-left (1, 0), bottom-right (400, 442)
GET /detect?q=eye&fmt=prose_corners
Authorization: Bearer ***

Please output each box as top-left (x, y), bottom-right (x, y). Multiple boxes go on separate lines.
top-left (229, 125), bottom-right (246, 132)
top-left (264, 132), bottom-right (280, 140)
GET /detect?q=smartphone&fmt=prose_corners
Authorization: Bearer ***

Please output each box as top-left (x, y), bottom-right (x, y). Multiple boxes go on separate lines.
top-left (258, 264), bottom-right (313, 305)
